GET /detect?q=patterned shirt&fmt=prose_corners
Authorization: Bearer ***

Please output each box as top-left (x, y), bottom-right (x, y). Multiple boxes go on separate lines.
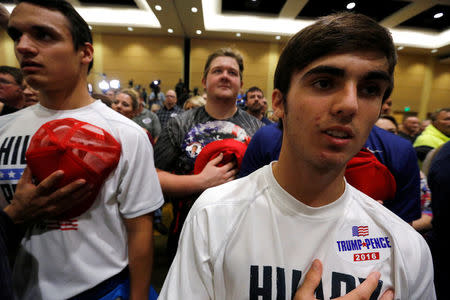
top-left (156, 105), bottom-right (183, 128)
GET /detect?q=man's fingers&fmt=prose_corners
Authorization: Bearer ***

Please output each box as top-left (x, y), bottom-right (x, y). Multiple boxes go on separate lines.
top-left (344, 271), bottom-right (381, 299)
top-left (35, 170), bottom-right (65, 195)
top-left (204, 153), bottom-right (224, 167)
top-left (294, 259), bottom-right (322, 299)
top-left (379, 289), bottom-right (394, 300)
top-left (48, 178), bottom-right (88, 200)
top-left (48, 185), bottom-right (93, 217)
top-left (17, 167), bottom-right (33, 186)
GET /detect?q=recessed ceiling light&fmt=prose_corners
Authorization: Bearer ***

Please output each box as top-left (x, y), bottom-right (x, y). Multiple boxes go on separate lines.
top-left (168, 28), bottom-right (174, 33)
top-left (431, 49), bottom-right (438, 53)
top-left (127, 27), bottom-right (134, 31)
top-left (236, 33), bottom-right (241, 37)
top-left (275, 35), bottom-right (281, 40)
top-left (196, 29), bottom-right (202, 35)
top-left (155, 5), bottom-right (162, 11)
top-left (434, 12), bottom-right (443, 19)
top-left (191, 7), bottom-right (198, 13)
top-left (346, 2), bottom-right (356, 10)
top-left (397, 46), bottom-right (404, 50)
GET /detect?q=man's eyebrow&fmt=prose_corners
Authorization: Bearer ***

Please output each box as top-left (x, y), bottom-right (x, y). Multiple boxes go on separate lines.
top-left (302, 65), bottom-right (345, 79)
top-left (302, 65), bottom-right (391, 83)
top-left (362, 70), bottom-right (391, 83)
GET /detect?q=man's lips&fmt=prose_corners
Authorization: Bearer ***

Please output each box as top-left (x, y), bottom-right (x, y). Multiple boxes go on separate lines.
top-left (20, 61), bottom-right (43, 71)
top-left (322, 126), bottom-right (355, 139)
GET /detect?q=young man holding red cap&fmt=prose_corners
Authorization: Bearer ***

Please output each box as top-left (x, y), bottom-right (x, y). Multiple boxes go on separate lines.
top-left (154, 48), bottom-right (262, 259)
top-left (160, 13), bottom-right (434, 299)
top-left (0, 0), bottom-right (163, 299)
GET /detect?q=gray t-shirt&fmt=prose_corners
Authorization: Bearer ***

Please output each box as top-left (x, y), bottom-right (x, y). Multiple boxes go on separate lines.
top-left (154, 106), bottom-right (263, 175)
top-left (132, 108), bottom-right (161, 139)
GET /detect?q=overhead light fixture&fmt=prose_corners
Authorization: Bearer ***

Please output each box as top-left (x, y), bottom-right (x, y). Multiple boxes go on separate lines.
top-left (168, 28), bottom-right (174, 33)
top-left (346, 2), bottom-right (356, 10)
top-left (434, 12), bottom-right (443, 19)
top-left (431, 49), bottom-right (438, 53)
top-left (236, 33), bottom-right (241, 37)
top-left (196, 29), bottom-right (202, 35)
top-left (397, 46), bottom-right (404, 50)
top-left (191, 7), bottom-right (198, 13)
top-left (109, 79), bottom-right (121, 90)
top-left (98, 79), bottom-right (109, 91)
top-left (155, 5), bottom-right (162, 11)
top-left (127, 27), bottom-right (134, 31)
top-left (275, 35), bottom-right (281, 40)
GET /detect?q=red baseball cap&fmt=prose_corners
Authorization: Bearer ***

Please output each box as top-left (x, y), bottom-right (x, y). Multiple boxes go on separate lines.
top-left (193, 139), bottom-right (248, 174)
top-left (345, 148), bottom-right (396, 202)
top-left (26, 118), bottom-right (121, 219)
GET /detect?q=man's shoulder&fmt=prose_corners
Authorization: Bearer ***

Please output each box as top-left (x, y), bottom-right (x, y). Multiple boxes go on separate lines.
top-left (189, 167), bottom-right (268, 218)
top-left (255, 122), bottom-right (282, 138)
top-left (348, 184), bottom-right (418, 233)
top-left (365, 126), bottom-right (415, 163)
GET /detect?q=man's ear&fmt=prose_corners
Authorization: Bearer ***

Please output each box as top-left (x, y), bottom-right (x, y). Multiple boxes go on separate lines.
top-left (201, 76), bottom-right (206, 90)
top-left (80, 42), bottom-right (94, 67)
top-left (272, 89), bottom-right (285, 119)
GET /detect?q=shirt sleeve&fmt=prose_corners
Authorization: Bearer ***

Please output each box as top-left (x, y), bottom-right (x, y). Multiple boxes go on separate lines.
top-left (151, 113), bottom-right (162, 139)
top-left (154, 117), bottom-right (183, 171)
top-left (384, 143), bottom-right (422, 223)
top-left (159, 208), bottom-right (214, 299)
top-left (401, 232), bottom-right (436, 299)
top-left (239, 124), bottom-right (282, 178)
top-left (116, 126), bottom-right (164, 218)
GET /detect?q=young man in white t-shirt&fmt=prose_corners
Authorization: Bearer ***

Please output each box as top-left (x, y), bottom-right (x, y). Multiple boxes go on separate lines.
top-left (1, 1), bottom-right (163, 299)
top-left (160, 12), bottom-right (435, 300)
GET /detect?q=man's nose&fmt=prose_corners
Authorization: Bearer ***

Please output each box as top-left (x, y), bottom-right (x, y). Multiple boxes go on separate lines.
top-left (331, 83), bottom-right (358, 121)
top-left (16, 34), bottom-right (38, 56)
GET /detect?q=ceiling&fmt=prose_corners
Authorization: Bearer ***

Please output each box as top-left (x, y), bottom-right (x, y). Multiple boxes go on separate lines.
top-left (2, 0), bottom-right (450, 58)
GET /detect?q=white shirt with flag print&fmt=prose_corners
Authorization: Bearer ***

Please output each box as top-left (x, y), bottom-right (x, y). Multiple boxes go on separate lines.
top-left (0, 100), bottom-right (164, 299)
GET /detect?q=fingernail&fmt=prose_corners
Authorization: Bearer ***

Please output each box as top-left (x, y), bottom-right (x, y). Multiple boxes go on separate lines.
top-left (312, 259), bottom-right (320, 270)
top-left (368, 271), bottom-right (381, 281)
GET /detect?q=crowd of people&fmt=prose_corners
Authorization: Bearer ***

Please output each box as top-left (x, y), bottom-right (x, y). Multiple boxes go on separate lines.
top-left (0, 1), bottom-right (448, 299)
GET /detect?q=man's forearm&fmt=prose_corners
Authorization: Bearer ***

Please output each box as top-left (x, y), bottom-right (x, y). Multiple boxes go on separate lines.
top-left (157, 169), bottom-right (206, 197)
top-left (125, 214), bottom-right (154, 300)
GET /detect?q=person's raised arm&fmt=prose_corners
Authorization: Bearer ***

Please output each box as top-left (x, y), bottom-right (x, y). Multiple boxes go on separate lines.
top-left (293, 259), bottom-right (394, 300)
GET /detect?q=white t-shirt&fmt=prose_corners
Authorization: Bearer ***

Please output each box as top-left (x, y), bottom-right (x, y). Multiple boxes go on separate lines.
top-left (0, 101), bottom-right (164, 299)
top-left (160, 164), bottom-right (435, 300)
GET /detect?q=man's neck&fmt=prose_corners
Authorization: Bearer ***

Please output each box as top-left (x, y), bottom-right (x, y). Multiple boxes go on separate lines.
top-left (273, 150), bottom-right (346, 208)
top-left (164, 104), bottom-right (175, 111)
top-left (246, 109), bottom-right (262, 120)
top-left (205, 97), bottom-right (238, 120)
top-left (38, 79), bottom-right (94, 110)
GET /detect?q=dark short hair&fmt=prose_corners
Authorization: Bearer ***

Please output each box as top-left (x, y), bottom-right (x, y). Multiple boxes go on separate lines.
top-left (379, 114), bottom-right (398, 129)
top-left (430, 108), bottom-right (450, 122)
top-left (16, 0), bottom-right (94, 73)
top-left (246, 86), bottom-right (264, 99)
top-left (0, 65), bottom-right (23, 85)
top-left (274, 12), bottom-right (397, 104)
top-left (203, 48), bottom-right (244, 81)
